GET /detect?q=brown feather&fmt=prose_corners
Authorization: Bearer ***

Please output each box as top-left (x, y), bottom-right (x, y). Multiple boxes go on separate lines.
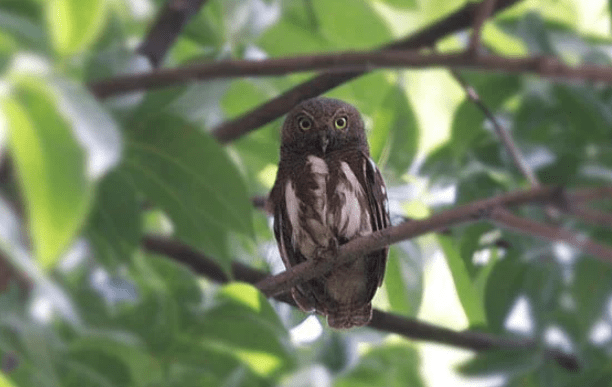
top-left (270, 97), bottom-right (390, 329)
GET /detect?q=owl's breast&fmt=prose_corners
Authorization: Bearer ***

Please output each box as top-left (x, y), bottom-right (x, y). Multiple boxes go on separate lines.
top-left (284, 154), bottom-right (371, 258)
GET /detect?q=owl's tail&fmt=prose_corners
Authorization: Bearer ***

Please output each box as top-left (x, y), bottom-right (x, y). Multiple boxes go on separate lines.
top-left (326, 302), bottom-right (372, 329)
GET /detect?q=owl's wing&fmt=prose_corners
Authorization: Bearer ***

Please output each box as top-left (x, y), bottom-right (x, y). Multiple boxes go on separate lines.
top-left (362, 153), bottom-right (391, 288)
top-left (271, 182), bottom-right (320, 312)
top-left (271, 183), bottom-right (306, 269)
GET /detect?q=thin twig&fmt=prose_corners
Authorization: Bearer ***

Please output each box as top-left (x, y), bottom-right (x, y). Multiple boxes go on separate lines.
top-left (489, 207), bottom-right (612, 259)
top-left (138, 0), bottom-right (209, 67)
top-left (451, 70), bottom-right (540, 186)
top-left (468, 0), bottom-right (498, 54)
top-left (142, 235), bottom-right (579, 371)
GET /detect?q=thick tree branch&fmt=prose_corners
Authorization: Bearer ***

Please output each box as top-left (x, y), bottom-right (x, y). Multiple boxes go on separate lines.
top-left (89, 51), bottom-right (612, 101)
top-left (142, 235), bottom-right (579, 371)
top-left (138, 0), bottom-right (209, 67)
top-left (255, 186), bottom-right (567, 297)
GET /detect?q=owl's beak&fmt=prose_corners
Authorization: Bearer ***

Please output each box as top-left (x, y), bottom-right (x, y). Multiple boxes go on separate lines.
top-left (319, 132), bottom-right (329, 154)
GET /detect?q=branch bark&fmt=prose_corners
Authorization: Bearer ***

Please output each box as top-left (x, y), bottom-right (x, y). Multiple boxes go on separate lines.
top-left (90, 51), bottom-right (612, 102)
top-left (451, 70), bottom-right (540, 187)
top-left (490, 207), bottom-right (612, 259)
top-left (142, 235), bottom-right (579, 371)
top-left (209, 0), bottom-right (521, 143)
top-left (138, 0), bottom-right (209, 67)
top-left (468, 0), bottom-right (498, 54)
top-left (255, 186), bottom-right (568, 296)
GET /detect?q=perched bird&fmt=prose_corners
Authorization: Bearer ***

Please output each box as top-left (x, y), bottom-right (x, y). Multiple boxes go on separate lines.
top-left (269, 97), bottom-right (390, 329)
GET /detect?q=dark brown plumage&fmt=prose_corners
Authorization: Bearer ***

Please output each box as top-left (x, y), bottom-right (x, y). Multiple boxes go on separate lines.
top-left (269, 97), bottom-right (390, 329)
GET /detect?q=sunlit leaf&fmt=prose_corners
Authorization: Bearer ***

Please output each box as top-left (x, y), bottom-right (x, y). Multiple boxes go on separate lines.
top-left (0, 372), bottom-right (18, 387)
top-left (311, 0), bottom-right (391, 49)
top-left (51, 78), bottom-right (122, 179)
top-left (3, 81), bottom-right (93, 268)
top-left (438, 236), bottom-right (486, 327)
top-left (46, 0), bottom-right (107, 55)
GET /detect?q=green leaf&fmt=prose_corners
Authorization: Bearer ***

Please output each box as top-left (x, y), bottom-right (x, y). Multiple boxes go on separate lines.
top-left (60, 348), bottom-right (131, 387)
top-left (0, 372), bottom-right (18, 387)
top-left (572, 258), bottom-right (612, 332)
top-left (554, 84), bottom-right (612, 143)
top-left (311, 0), bottom-right (391, 49)
top-left (384, 245), bottom-right (422, 317)
top-left (192, 283), bottom-right (293, 377)
top-left (3, 81), bottom-right (93, 268)
top-left (50, 78), bottom-right (122, 179)
top-left (335, 344), bottom-right (423, 387)
top-left (457, 348), bottom-right (541, 377)
top-left (46, 0), bottom-right (107, 55)
top-left (377, 0), bottom-right (418, 9)
top-left (369, 85), bottom-right (418, 174)
top-left (456, 170), bottom-right (507, 205)
top-left (484, 254), bottom-right (527, 333)
top-left (450, 73), bottom-right (520, 159)
top-left (116, 289), bottom-right (179, 354)
top-left (258, 6), bottom-right (330, 56)
top-left (67, 336), bottom-right (162, 387)
top-left (0, 10), bottom-right (46, 51)
top-left (519, 12), bottom-right (557, 55)
top-left (142, 253), bottom-right (203, 326)
top-left (438, 236), bottom-right (487, 327)
top-left (86, 171), bottom-right (140, 268)
top-left (122, 112), bottom-right (253, 263)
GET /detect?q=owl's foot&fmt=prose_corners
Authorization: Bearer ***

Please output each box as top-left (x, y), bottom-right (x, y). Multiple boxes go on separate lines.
top-left (313, 238), bottom-right (339, 264)
top-left (291, 287), bottom-right (315, 313)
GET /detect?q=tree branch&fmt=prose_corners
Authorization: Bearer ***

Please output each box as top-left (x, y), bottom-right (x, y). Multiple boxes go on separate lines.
top-left (142, 235), bottom-right (579, 371)
top-left (451, 70), bottom-right (540, 187)
top-left (571, 186), bottom-right (612, 203)
top-left (566, 205), bottom-right (612, 228)
top-left (90, 51), bottom-right (612, 102)
top-left (468, 0), bottom-right (498, 54)
top-left (138, 0), bottom-right (209, 67)
top-left (255, 186), bottom-right (567, 297)
top-left (490, 207), bottom-right (612, 260)
top-left (209, 0), bottom-right (521, 143)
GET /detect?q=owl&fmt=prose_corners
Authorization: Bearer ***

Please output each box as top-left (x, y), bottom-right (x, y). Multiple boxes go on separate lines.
top-left (269, 97), bottom-right (390, 329)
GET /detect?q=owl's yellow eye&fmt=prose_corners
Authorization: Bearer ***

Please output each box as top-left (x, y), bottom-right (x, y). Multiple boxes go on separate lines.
top-left (334, 116), bottom-right (347, 130)
top-left (298, 116), bottom-right (312, 131)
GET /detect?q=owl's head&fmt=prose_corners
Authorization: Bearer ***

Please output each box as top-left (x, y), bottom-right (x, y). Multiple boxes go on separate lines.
top-left (280, 97), bottom-right (368, 157)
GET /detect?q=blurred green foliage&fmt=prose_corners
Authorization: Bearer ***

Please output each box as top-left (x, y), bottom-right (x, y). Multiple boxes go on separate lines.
top-left (1, 0), bottom-right (612, 386)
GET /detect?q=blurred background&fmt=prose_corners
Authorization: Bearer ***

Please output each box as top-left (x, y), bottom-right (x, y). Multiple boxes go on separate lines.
top-left (1, 0), bottom-right (612, 386)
